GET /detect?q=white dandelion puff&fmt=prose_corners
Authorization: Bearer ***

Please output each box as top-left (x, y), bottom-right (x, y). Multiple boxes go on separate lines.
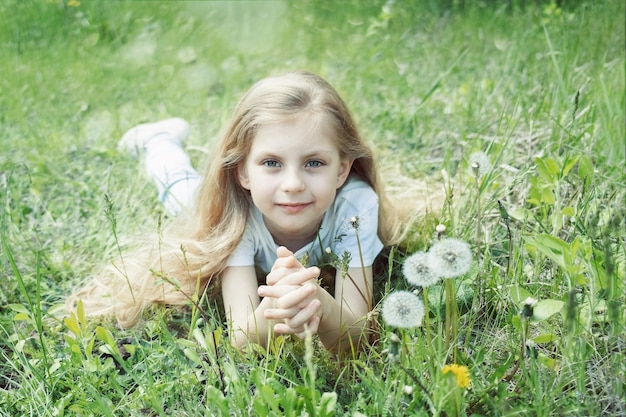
top-left (402, 251), bottom-right (441, 287)
top-left (428, 238), bottom-right (472, 278)
top-left (381, 291), bottom-right (425, 328)
top-left (468, 151), bottom-right (491, 179)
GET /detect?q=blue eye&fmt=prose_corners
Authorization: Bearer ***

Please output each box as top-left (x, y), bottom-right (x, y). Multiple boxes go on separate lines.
top-left (306, 160), bottom-right (324, 168)
top-left (263, 160), bottom-right (280, 168)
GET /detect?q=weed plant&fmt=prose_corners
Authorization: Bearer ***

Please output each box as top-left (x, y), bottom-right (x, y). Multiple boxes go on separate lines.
top-left (1, 0), bottom-right (624, 415)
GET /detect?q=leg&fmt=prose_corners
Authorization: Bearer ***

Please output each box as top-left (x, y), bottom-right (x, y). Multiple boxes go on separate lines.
top-left (118, 118), bottom-right (201, 216)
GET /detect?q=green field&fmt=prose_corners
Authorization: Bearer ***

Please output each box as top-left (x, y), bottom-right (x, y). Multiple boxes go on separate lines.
top-left (1, 0), bottom-right (624, 415)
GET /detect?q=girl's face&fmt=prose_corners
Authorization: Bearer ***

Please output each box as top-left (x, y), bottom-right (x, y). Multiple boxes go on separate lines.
top-left (238, 117), bottom-right (353, 251)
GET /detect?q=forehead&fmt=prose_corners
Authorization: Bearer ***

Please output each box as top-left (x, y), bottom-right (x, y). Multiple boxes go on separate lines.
top-left (251, 117), bottom-right (339, 152)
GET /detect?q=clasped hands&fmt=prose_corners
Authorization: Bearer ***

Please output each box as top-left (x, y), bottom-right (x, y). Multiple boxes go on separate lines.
top-left (257, 246), bottom-right (322, 339)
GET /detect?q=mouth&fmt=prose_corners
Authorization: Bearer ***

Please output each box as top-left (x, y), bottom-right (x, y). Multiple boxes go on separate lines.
top-left (276, 202), bottom-right (312, 214)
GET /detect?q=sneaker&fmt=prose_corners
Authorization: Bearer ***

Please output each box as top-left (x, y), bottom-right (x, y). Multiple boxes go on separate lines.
top-left (117, 118), bottom-right (191, 157)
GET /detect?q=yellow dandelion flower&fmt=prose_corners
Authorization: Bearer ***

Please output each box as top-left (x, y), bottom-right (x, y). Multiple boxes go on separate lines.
top-left (67, 0), bottom-right (80, 7)
top-left (442, 364), bottom-right (471, 389)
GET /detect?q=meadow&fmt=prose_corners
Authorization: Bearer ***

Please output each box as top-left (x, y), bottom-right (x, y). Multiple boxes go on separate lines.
top-left (0, 0), bottom-right (624, 415)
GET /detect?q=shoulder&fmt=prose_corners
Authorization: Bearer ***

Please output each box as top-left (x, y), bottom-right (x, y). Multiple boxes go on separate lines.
top-left (328, 177), bottom-right (384, 267)
top-left (336, 178), bottom-right (378, 204)
top-left (328, 177), bottom-right (380, 235)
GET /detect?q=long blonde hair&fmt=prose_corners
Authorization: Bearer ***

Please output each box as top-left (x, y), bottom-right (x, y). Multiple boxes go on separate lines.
top-left (67, 71), bottom-right (405, 327)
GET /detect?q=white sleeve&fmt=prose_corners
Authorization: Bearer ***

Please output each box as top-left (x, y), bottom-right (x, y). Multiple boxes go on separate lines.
top-left (227, 226), bottom-right (256, 267)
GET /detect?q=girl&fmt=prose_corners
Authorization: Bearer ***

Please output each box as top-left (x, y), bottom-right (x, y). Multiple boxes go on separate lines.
top-left (67, 71), bottom-right (409, 353)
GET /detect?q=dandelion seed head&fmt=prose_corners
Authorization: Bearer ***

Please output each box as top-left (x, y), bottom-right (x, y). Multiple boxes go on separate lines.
top-left (468, 151), bottom-right (491, 179)
top-left (428, 238), bottom-right (472, 278)
top-left (442, 364), bottom-right (471, 389)
top-left (436, 224), bottom-right (446, 233)
top-left (402, 251), bottom-right (441, 287)
top-left (402, 385), bottom-right (414, 396)
top-left (381, 291), bottom-right (425, 328)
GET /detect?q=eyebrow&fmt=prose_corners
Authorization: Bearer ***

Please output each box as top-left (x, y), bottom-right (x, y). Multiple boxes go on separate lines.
top-left (303, 149), bottom-right (335, 158)
top-left (254, 148), bottom-right (336, 159)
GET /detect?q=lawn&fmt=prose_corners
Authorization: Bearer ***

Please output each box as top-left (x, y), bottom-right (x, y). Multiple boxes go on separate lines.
top-left (1, 0), bottom-right (624, 415)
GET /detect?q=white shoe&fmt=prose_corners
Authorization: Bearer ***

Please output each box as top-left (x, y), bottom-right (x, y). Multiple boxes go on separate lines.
top-left (117, 118), bottom-right (191, 157)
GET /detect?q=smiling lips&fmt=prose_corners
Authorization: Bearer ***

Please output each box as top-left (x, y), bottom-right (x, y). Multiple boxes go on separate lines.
top-left (276, 202), bottom-right (312, 213)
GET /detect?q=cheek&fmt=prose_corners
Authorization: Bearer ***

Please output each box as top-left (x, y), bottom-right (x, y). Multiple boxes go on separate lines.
top-left (246, 176), bottom-right (270, 196)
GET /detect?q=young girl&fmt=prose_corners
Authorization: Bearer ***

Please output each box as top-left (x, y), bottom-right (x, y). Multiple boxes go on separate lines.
top-left (67, 71), bottom-right (409, 353)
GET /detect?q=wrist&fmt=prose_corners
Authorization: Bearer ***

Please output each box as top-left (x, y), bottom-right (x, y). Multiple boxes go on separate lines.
top-left (315, 285), bottom-right (333, 324)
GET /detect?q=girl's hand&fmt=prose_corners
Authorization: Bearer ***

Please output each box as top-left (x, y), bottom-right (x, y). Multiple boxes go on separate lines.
top-left (259, 247), bottom-right (322, 337)
top-left (262, 282), bottom-right (322, 338)
top-left (259, 272), bottom-right (322, 336)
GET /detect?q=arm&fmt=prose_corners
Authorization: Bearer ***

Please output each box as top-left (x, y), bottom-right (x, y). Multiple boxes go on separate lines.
top-left (221, 265), bottom-right (271, 348)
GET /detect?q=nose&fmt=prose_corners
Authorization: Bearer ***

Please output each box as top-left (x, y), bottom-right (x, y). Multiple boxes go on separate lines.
top-left (281, 168), bottom-right (305, 193)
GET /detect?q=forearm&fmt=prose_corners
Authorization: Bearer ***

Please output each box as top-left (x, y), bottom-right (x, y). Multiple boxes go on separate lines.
top-left (316, 288), bottom-right (370, 354)
top-left (230, 296), bottom-right (276, 349)
top-left (222, 266), bottom-right (279, 350)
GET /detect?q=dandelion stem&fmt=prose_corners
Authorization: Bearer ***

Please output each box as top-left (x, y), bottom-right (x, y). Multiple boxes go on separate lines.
top-left (444, 278), bottom-right (459, 362)
top-left (354, 228), bottom-right (372, 311)
top-left (422, 288), bottom-right (431, 345)
top-left (474, 171), bottom-right (483, 300)
top-left (105, 194), bottom-right (135, 303)
top-left (498, 200), bottom-right (512, 279)
top-left (396, 362), bottom-right (434, 408)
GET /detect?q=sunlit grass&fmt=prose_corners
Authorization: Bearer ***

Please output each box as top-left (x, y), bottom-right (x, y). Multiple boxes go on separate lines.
top-left (1, 0), bottom-right (624, 415)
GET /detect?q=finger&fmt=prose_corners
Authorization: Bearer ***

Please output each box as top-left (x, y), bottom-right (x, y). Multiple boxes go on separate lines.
top-left (270, 256), bottom-right (301, 272)
top-left (284, 299), bottom-right (321, 330)
top-left (267, 265), bottom-right (318, 287)
top-left (264, 306), bottom-right (300, 320)
top-left (276, 246), bottom-right (293, 258)
top-left (275, 283), bottom-right (317, 310)
top-left (295, 316), bottom-right (320, 339)
top-left (258, 284), bottom-right (298, 299)
top-left (267, 260), bottom-right (308, 286)
top-left (276, 267), bottom-right (319, 287)
top-left (270, 258), bottom-right (304, 280)
top-left (271, 247), bottom-right (299, 270)
top-left (273, 322), bottom-right (304, 335)
top-left (271, 247), bottom-right (306, 273)
top-left (266, 267), bottom-right (293, 286)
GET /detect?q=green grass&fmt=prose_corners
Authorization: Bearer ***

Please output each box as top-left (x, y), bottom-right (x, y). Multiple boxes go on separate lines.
top-left (1, 0), bottom-right (624, 415)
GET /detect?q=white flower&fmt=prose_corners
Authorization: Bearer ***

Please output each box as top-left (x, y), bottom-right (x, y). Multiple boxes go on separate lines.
top-left (381, 291), bottom-right (425, 328)
top-left (402, 251), bottom-right (441, 287)
top-left (468, 151), bottom-right (491, 179)
top-left (428, 238), bottom-right (472, 278)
